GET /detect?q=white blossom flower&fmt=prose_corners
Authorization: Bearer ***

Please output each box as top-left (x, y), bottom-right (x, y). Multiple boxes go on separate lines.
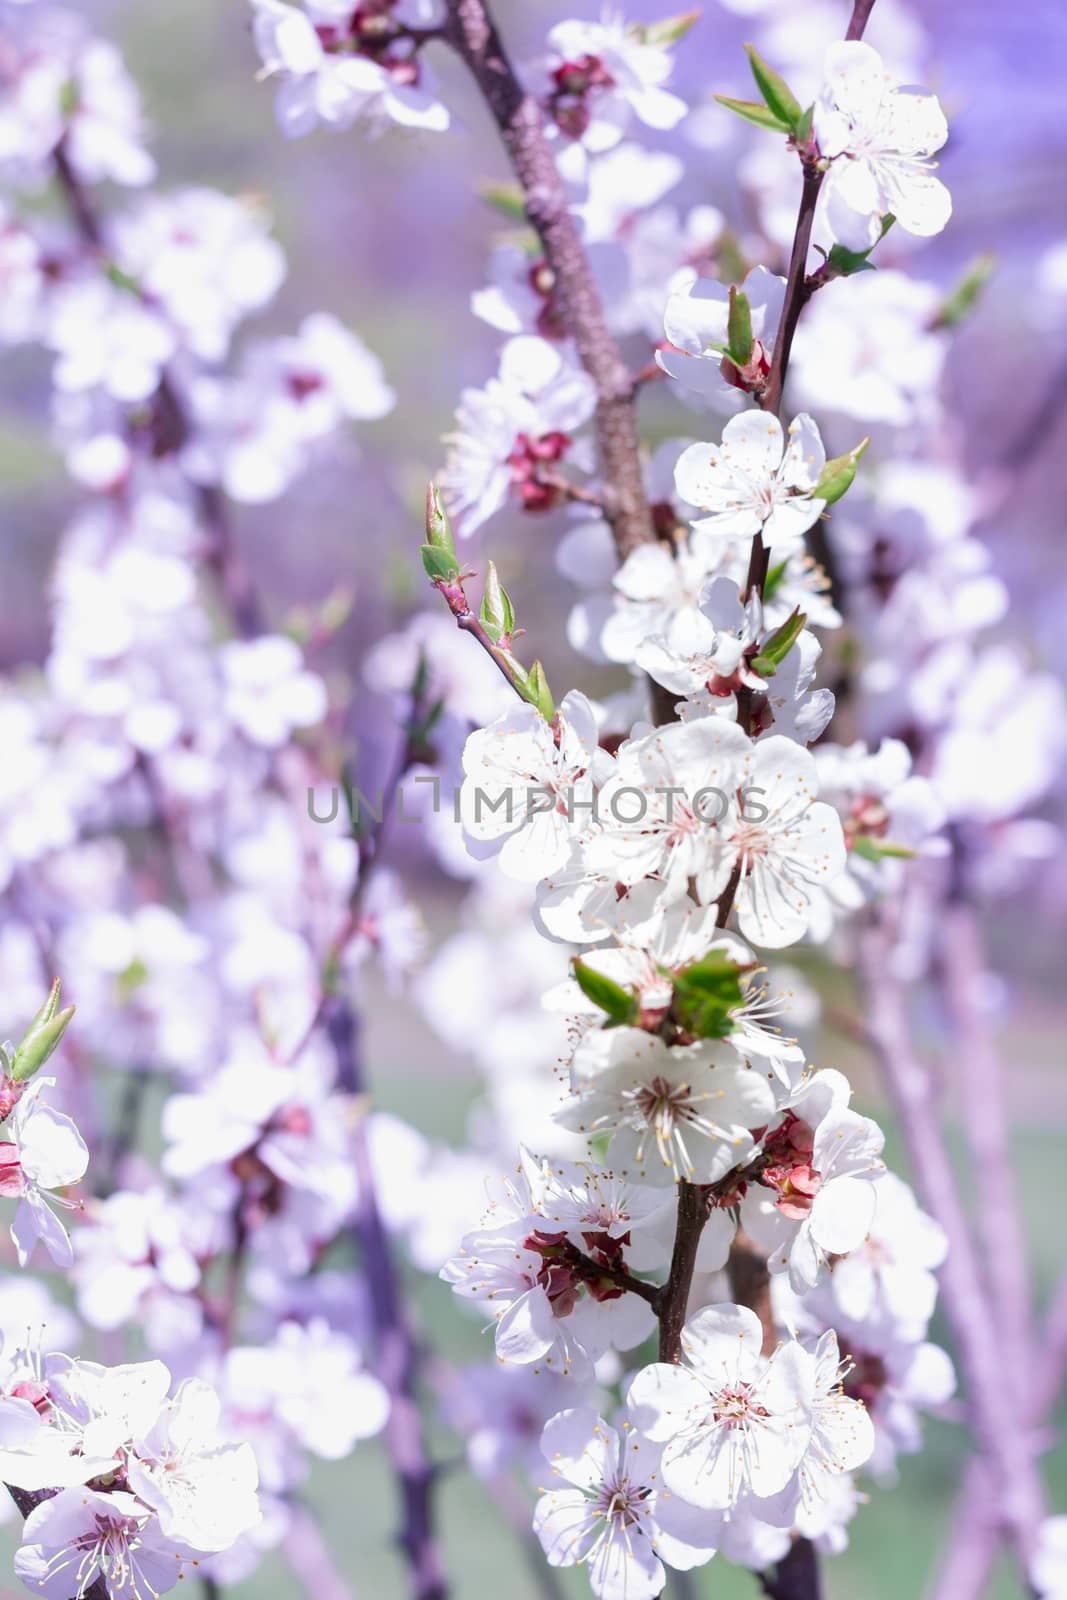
top-left (814, 42), bottom-right (952, 250)
top-left (538, 15), bottom-right (687, 152)
top-left (534, 1405), bottom-right (718, 1599)
top-left (251, 0), bottom-right (449, 139)
top-left (441, 336), bottom-right (596, 536)
top-left (741, 1071), bottom-right (886, 1291)
top-left (15, 1488), bottom-right (199, 1600)
top-left (127, 1378), bottom-right (261, 1552)
top-left (675, 413), bottom-right (827, 551)
top-left (0, 1080), bottom-right (89, 1269)
top-left (220, 636), bottom-right (327, 748)
top-left (460, 690), bottom-right (603, 883)
top-left (759, 1331), bottom-right (875, 1529)
top-left (111, 189), bottom-right (286, 362)
top-left (626, 1304), bottom-right (813, 1510)
top-left (556, 1027), bottom-right (776, 1185)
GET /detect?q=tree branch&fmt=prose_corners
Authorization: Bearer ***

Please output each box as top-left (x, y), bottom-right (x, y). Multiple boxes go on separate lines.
top-left (442, 0), bottom-right (654, 559)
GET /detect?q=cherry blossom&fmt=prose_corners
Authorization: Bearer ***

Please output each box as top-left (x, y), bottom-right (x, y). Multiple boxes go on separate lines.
top-left (441, 335), bottom-right (596, 535)
top-left (14, 1488), bottom-right (200, 1600)
top-left (814, 42), bottom-right (952, 249)
top-left (627, 1305), bottom-right (814, 1510)
top-left (460, 690), bottom-right (603, 882)
top-left (533, 1405), bottom-right (718, 1599)
top-left (0, 1080), bottom-right (89, 1269)
top-left (675, 413), bottom-right (827, 551)
top-left (555, 1026), bottom-right (777, 1185)
top-left (537, 15), bottom-right (687, 153)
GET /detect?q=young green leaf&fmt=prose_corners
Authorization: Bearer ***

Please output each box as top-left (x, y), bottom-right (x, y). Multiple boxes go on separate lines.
top-left (632, 9), bottom-right (701, 47)
top-left (726, 286), bottom-right (754, 367)
top-left (714, 94), bottom-right (792, 133)
top-left (477, 181), bottom-right (528, 224)
top-left (850, 836), bottom-right (917, 863)
top-left (744, 43), bottom-right (803, 132)
top-left (672, 950), bottom-right (744, 1039)
top-left (10, 980), bottom-right (77, 1083)
top-left (420, 542), bottom-right (460, 583)
top-left (572, 960), bottom-right (639, 1027)
top-left (527, 660), bottom-right (555, 721)
top-left (750, 608), bottom-right (807, 678)
top-left (933, 252), bottom-right (995, 329)
top-left (814, 437), bottom-right (869, 507)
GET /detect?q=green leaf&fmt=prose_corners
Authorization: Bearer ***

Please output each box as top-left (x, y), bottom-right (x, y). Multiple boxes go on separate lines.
top-left (793, 104), bottom-right (814, 144)
top-left (420, 542), bottom-right (460, 583)
top-left (824, 215), bottom-right (896, 279)
top-left (672, 951), bottom-right (745, 1039)
top-left (479, 560), bottom-right (515, 637)
top-left (477, 181), bottom-right (528, 224)
top-left (572, 960), bottom-right (639, 1027)
top-left (814, 437), bottom-right (869, 507)
top-left (744, 43), bottom-right (803, 132)
top-left (934, 252), bottom-right (995, 329)
top-left (750, 608), bottom-right (807, 678)
top-left (763, 559), bottom-right (788, 602)
top-left (726, 286), bottom-right (753, 367)
top-left (850, 836), bottom-right (917, 862)
top-left (10, 981), bottom-right (76, 1083)
top-left (632, 9), bottom-right (702, 48)
top-left (527, 660), bottom-right (555, 721)
top-left (425, 481), bottom-right (458, 557)
top-left (714, 94), bottom-right (792, 133)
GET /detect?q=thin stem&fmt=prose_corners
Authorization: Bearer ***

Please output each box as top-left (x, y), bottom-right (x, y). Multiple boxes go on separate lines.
top-left (431, 573), bottom-right (540, 702)
top-left (657, 1181), bottom-right (708, 1361)
top-left (325, 998), bottom-right (447, 1600)
top-left (442, 0), bottom-right (654, 558)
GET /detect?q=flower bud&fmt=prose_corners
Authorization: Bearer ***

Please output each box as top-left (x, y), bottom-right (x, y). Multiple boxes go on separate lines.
top-left (10, 980), bottom-right (76, 1083)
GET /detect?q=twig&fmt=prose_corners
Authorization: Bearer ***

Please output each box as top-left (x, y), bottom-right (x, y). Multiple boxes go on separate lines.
top-left (442, 0), bottom-right (654, 559)
top-left (656, 1181), bottom-right (708, 1361)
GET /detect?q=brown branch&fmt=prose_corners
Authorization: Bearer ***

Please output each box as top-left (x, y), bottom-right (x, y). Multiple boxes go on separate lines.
top-left (656, 1181), bottom-right (709, 1361)
top-left (442, 0), bottom-right (654, 559)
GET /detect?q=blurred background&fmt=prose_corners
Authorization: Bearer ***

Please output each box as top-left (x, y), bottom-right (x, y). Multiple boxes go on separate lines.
top-left (1, 1), bottom-right (1066, 1595)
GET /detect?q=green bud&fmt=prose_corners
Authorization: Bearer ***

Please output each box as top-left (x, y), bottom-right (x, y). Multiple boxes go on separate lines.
top-left (421, 543), bottom-right (461, 583)
top-left (744, 43), bottom-right (803, 132)
top-left (425, 482), bottom-right (457, 556)
top-left (477, 182), bottom-right (528, 224)
top-left (714, 94), bottom-right (792, 133)
top-left (10, 980), bottom-right (76, 1082)
top-left (479, 560), bottom-right (516, 640)
top-left (672, 950), bottom-right (744, 1039)
top-left (934, 252), bottom-right (995, 330)
top-left (749, 607), bottom-right (807, 679)
top-left (726, 286), bottom-right (754, 367)
top-left (632, 9), bottom-right (701, 48)
top-left (814, 437), bottom-right (869, 507)
top-left (823, 215), bottom-right (895, 280)
top-left (572, 960), bottom-right (639, 1028)
top-left (527, 660), bottom-right (555, 721)
top-left (850, 836), bottom-right (917, 862)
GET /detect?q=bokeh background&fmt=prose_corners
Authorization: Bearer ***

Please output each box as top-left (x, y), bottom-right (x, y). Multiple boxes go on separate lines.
top-left (1, 1), bottom-right (1066, 1596)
